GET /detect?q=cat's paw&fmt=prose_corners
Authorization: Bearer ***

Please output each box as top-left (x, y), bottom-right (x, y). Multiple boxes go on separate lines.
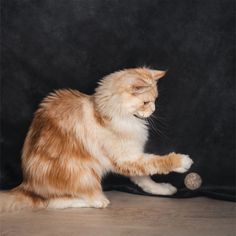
top-left (91, 197), bottom-right (110, 208)
top-left (173, 154), bottom-right (193, 173)
top-left (144, 183), bottom-right (177, 195)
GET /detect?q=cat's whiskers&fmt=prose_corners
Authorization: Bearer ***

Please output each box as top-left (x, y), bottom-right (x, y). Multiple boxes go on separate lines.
top-left (150, 114), bottom-right (168, 129)
top-left (146, 116), bottom-right (170, 140)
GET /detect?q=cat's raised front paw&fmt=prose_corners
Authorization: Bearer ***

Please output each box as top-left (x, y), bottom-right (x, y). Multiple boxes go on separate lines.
top-left (173, 154), bottom-right (193, 173)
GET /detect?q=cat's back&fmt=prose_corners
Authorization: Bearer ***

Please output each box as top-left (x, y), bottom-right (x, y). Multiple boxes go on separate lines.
top-left (38, 89), bottom-right (89, 119)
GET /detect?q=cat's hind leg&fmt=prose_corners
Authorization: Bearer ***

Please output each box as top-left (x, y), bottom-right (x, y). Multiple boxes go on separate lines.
top-left (47, 193), bottom-right (110, 209)
top-left (130, 176), bottom-right (177, 195)
top-left (47, 197), bottom-right (89, 209)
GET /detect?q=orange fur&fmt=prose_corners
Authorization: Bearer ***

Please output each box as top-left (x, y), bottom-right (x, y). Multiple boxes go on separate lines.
top-left (111, 152), bottom-right (183, 176)
top-left (0, 67), bottom-right (193, 211)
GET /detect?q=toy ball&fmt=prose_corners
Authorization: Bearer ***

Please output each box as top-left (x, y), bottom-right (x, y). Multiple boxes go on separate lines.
top-left (184, 172), bottom-right (202, 190)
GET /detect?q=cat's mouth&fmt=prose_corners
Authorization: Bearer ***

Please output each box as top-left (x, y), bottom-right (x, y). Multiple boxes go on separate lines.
top-left (133, 114), bottom-right (147, 120)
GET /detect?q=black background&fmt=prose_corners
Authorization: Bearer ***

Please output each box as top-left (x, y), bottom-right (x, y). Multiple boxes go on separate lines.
top-left (1, 0), bottom-right (235, 201)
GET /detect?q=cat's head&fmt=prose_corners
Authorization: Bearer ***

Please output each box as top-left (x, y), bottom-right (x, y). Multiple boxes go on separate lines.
top-left (95, 67), bottom-right (166, 119)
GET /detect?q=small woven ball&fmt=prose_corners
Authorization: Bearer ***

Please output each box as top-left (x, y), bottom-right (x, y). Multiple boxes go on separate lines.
top-left (184, 172), bottom-right (202, 190)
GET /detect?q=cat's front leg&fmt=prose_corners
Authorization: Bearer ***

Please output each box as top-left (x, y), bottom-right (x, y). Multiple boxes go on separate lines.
top-left (112, 152), bottom-right (193, 176)
top-left (150, 152), bottom-right (193, 174)
top-left (130, 176), bottom-right (177, 195)
top-left (131, 154), bottom-right (195, 195)
top-left (116, 153), bottom-right (193, 195)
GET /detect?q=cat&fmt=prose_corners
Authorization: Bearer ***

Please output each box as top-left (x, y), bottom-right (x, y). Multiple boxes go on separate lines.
top-left (0, 67), bottom-right (193, 211)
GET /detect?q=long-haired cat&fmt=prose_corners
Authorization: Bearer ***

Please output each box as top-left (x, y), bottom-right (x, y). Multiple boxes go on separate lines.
top-left (0, 67), bottom-right (193, 211)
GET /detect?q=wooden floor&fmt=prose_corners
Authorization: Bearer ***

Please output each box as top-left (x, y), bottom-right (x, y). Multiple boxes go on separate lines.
top-left (0, 191), bottom-right (235, 236)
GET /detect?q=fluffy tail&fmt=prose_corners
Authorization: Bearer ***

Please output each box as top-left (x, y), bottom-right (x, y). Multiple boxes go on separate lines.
top-left (0, 185), bottom-right (47, 212)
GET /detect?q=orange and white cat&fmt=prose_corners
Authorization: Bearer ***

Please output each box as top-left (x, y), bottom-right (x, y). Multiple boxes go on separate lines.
top-left (0, 67), bottom-right (193, 211)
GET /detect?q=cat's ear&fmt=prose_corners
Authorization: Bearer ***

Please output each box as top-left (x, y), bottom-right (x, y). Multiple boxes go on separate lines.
top-left (150, 70), bottom-right (167, 81)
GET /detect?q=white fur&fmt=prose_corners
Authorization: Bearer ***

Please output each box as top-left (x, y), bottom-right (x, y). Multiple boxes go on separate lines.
top-left (74, 98), bottom-right (149, 173)
top-left (47, 195), bottom-right (110, 209)
top-left (131, 176), bottom-right (177, 195)
top-left (47, 198), bottom-right (89, 209)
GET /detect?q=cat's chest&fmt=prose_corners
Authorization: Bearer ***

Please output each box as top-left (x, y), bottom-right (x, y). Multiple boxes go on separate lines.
top-left (101, 122), bottom-right (148, 158)
top-left (108, 117), bottom-right (148, 138)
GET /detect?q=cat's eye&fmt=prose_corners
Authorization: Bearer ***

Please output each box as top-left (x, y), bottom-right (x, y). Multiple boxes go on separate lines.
top-left (143, 101), bottom-right (150, 105)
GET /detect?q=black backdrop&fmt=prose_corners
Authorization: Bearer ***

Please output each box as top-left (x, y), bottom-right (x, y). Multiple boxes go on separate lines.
top-left (1, 0), bottom-right (235, 201)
